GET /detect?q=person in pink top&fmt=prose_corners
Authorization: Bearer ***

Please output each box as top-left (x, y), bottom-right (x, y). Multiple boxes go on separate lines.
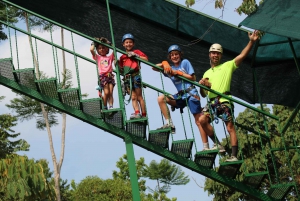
top-left (90, 37), bottom-right (115, 110)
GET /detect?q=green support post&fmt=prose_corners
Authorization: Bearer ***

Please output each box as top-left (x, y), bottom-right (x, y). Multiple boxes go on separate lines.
top-left (124, 136), bottom-right (141, 201)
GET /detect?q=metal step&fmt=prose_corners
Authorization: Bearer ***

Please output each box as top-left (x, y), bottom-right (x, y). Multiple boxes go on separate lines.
top-left (243, 171), bottom-right (268, 189)
top-left (35, 78), bottom-right (58, 99)
top-left (13, 68), bottom-right (37, 90)
top-left (267, 183), bottom-right (295, 200)
top-left (171, 139), bottom-right (194, 159)
top-left (194, 150), bottom-right (218, 169)
top-left (148, 128), bottom-right (170, 149)
top-left (126, 118), bottom-right (148, 139)
top-left (58, 88), bottom-right (81, 109)
top-left (218, 160), bottom-right (243, 178)
top-left (0, 58), bottom-right (15, 80)
top-left (81, 98), bottom-right (102, 118)
top-left (102, 108), bottom-right (124, 129)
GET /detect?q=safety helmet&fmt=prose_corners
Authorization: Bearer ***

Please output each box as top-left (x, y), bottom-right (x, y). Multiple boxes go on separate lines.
top-left (168, 45), bottom-right (181, 53)
top-left (122, 33), bottom-right (134, 43)
top-left (209, 43), bottom-right (223, 54)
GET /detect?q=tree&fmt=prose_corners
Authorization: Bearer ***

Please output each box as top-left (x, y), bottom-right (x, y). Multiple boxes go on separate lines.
top-left (0, 113), bottom-right (54, 200)
top-left (204, 105), bottom-right (300, 201)
top-left (143, 159), bottom-right (190, 194)
top-left (12, 11), bottom-right (77, 201)
top-left (0, 2), bottom-right (18, 41)
top-left (185, 0), bottom-right (264, 16)
top-left (0, 114), bottom-right (29, 158)
top-left (113, 154), bottom-right (147, 192)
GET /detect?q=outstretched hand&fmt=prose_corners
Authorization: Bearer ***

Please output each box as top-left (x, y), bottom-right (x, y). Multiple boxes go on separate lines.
top-left (248, 30), bottom-right (259, 42)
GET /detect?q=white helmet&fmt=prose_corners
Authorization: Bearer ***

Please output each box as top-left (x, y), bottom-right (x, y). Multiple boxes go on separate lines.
top-left (209, 43), bottom-right (223, 54)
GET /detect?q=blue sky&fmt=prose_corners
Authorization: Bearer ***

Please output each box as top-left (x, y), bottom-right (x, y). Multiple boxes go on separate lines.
top-left (0, 1), bottom-right (254, 200)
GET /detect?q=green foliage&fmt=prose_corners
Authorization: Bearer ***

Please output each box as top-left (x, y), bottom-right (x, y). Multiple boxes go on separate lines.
top-left (143, 159), bottom-right (190, 194)
top-left (0, 3), bottom-right (18, 41)
top-left (204, 105), bottom-right (300, 200)
top-left (71, 176), bottom-right (132, 201)
top-left (0, 155), bottom-right (54, 200)
top-left (6, 95), bottom-right (60, 130)
top-left (0, 96), bottom-right (4, 102)
top-left (185, 0), bottom-right (195, 8)
top-left (113, 154), bottom-right (147, 191)
top-left (184, 0), bottom-right (265, 17)
top-left (0, 114), bottom-right (30, 158)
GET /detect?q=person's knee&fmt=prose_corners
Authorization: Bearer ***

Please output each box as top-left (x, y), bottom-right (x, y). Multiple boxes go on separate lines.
top-left (157, 95), bottom-right (165, 104)
top-left (131, 93), bottom-right (137, 101)
top-left (199, 115), bottom-right (209, 126)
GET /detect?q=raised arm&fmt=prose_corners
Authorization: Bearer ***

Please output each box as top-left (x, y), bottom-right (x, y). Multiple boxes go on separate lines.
top-left (90, 43), bottom-right (96, 57)
top-left (234, 30), bottom-right (259, 67)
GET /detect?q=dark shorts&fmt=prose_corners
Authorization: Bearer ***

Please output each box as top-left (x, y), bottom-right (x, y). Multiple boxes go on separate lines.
top-left (124, 74), bottom-right (142, 89)
top-left (172, 93), bottom-right (201, 114)
top-left (99, 73), bottom-right (115, 88)
top-left (201, 101), bottom-right (234, 122)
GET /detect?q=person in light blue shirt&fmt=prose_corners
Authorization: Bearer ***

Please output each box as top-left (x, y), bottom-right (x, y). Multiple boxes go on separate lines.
top-left (155, 45), bottom-right (201, 135)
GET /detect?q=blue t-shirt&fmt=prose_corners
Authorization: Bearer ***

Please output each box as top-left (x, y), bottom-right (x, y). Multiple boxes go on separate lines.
top-left (164, 59), bottom-right (197, 99)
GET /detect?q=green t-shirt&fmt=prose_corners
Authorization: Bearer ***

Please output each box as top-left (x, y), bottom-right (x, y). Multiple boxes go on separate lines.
top-left (203, 59), bottom-right (237, 103)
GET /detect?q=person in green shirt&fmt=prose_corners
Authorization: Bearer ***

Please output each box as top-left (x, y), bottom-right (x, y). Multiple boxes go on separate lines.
top-left (199, 30), bottom-right (259, 162)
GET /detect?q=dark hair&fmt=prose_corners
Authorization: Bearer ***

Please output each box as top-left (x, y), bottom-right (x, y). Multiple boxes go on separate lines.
top-left (167, 51), bottom-right (184, 60)
top-left (95, 37), bottom-right (112, 54)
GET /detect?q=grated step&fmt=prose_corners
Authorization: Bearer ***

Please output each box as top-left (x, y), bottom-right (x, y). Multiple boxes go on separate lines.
top-left (194, 150), bottom-right (218, 169)
top-left (126, 118), bottom-right (148, 139)
top-left (58, 88), bottom-right (81, 109)
top-left (148, 128), bottom-right (170, 149)
top-left (14, 68), bottom-right (37, 90)
top-left (81, 98), bottom-right (102, 118)
top-left (267, 183), bottom-right (295, 200)
top-left (243, 171), bottom-right (268, 189)
top-left (171, 139), bottom-right (194, 159)
top-left (102, 108), bottom-right (124, 129)
top-left (218, 160), bottom-right (243, 178)
top-left (0, 58), bottom-right (15, 80)
top-left (35, 78), bottom-right (58, 99)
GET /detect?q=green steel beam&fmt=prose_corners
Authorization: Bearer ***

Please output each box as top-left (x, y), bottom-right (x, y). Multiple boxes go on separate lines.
top-left (124, 136), bottom-right (141, 201)
top-left (0, 76), bottom-right (278, 201)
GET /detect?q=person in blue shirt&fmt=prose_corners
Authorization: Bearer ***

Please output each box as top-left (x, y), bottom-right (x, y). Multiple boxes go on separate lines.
top-left (155, 45), bottom-right (201, 135)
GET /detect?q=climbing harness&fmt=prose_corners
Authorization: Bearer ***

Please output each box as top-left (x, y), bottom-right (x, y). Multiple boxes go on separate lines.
top-left (208, 91), bottom-right (232, 124)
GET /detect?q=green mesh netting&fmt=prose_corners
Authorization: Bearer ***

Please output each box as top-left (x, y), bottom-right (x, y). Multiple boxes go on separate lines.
top-left (6, 0), bottom-right (300, 107)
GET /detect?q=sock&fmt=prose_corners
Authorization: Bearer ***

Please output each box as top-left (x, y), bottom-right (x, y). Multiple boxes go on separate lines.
top-left (135, 110), bottom-right (140, 114)
top-left (167, 119), bottom-right (173, 125)
top-left (142, 112), bottom-right (146, 117)
top-left (203, 142), bottom-right (209, 149)
top-left (232, 146), bottom-right (238, 157)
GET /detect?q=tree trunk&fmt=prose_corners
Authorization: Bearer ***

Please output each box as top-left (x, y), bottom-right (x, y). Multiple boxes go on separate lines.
top-left (25, 12), bottom-right (62, 201)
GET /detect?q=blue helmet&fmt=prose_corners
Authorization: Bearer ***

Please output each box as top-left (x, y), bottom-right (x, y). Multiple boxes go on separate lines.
top-left (122, 33), bottom-right (134, 43)
top-left (168, 45), bottom-right (181, 53)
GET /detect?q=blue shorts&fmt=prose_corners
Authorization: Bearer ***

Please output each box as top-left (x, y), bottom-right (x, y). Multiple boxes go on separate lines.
top-left (172, 93), bottom-right (201, 114)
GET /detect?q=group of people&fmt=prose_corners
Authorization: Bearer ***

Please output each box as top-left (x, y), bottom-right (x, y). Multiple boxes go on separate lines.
top-left (90, 31), bottom-right (259, 162)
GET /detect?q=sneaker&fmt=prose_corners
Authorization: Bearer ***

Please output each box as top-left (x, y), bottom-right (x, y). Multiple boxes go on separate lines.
top-left (201, 147), bottom-right (210, 151)
top-left (210, 144), bottom-right (226, 153)
top-left (156, 124), bottom-right (176, 134)
top-left (226, 156), bottom-right (238, 162)
top-left (130, 113), bottom-right (142, 119)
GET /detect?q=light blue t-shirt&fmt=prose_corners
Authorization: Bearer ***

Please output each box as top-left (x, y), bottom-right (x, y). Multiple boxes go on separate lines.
top-left (164, 59), bottom-right (197, 99)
